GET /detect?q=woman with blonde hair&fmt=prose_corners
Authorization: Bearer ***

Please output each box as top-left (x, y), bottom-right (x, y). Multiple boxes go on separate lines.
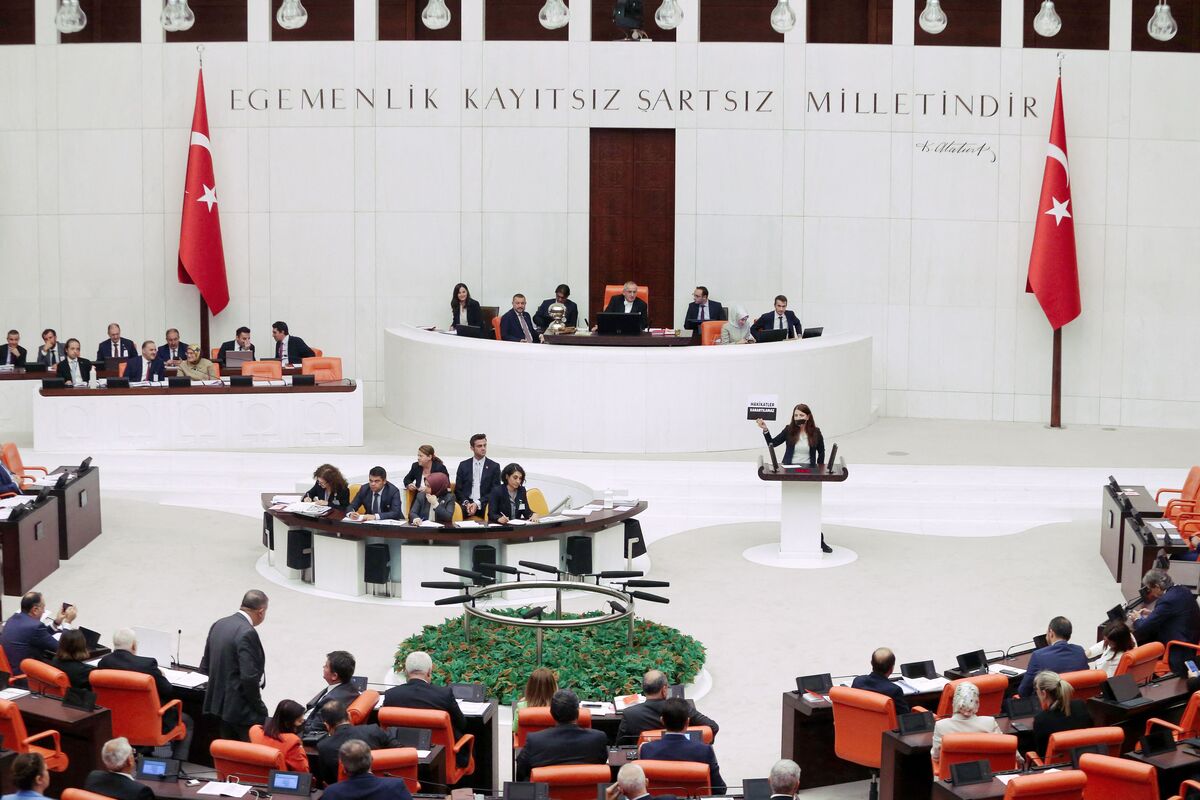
top-left (1032, 670), bottom-right (1092, 758)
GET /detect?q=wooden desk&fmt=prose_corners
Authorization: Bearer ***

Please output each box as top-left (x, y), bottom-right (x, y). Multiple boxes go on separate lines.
top-left (1087, 677), bottom-right (1191, 751)
top-left (1120, 526), bottom-right (1189, 602)
top-left (931, 776), bottom-right (1008, 800)
top-left (139, 777), bottom-right (323, 799)
top-left (36, 466), bottom-right (103, 559)
top-left (943, 651), bottom-right (1033, 689)
top-left (16, 692), bottom-right (112, 796)
top-left (1126, 745), bottom-right (1200, 799)
top-left (462, 700), bottom-right (499, 793)
top-left (880, 717), bottom-right (1032, 800)
top-left (1101, 485), bottom-right (1163, 583)
top-left (0, 497), bottom-right (61, 594)
top-left (167, 664), bottom-right (217, 769)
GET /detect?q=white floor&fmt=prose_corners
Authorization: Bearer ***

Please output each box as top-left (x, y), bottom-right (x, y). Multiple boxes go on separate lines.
top-left (9, 414), bottom-right (1196, 797)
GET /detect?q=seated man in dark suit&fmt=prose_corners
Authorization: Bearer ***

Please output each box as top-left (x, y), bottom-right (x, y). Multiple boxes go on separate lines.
top-left (850, 647), bottom-right (909, 714)
top-left (124, 341), bottom-right (165, 382)
top-left (767, 759), bottom-right (801, 800)
top-left (602, 281), bottom-right (649, 330)
top-left (1, 592), bottom-right (71, 676)
top-left (316, 702), bottom-right (402, 786)
top-left (533, 284), bottom-right (580, 330)
top-left (83, 737), bottom-right (154, 800)
top-left (454, 434), bottom-right (501, 518)
top-left (750, 295), bottom-right (802, 339)
top-left (515, 690), bottom-right (609, 781)
top-left (270, 320), bottom-right (315, 366)
top-left (683, 287), bottom-right (725, 338)
top-left (639, 699), bottom-right (725, 794)
top-left (347, 467), bottom-right (404, 521)
top-left (4, 330), bottom-right (27, 367)
top-left (97, 322), bottom-right (137, 363)
top-left (381, 651), bottom-right (468, 766)
top-left (156, 328), bottom-right (189, 367)
top-left (303, 650), bottom-right (361, 734)
top-left (217, 326), bottom-right (256, 366)
top-left (0, 460), bottom-right (18, 496)
top-left (322, 739), bottom-right (413, 800)
top-left (616, 670), bottom-right (719, 744)
top-left (499, 294), bottom-right (542, 343)
top-left (605, 763), bottom-right (678, 800)
top-left (57, 338), bottom-right (94, 386)
top-left (98, 628), bottom-right (191, 760)
top-left (1132, 569), bottom-right (1200, 675)
top-left (1017, 617), bottom-right (1089, 697)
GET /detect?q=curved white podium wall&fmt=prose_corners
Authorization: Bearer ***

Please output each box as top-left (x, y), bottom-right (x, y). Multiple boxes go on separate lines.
top-left (384, 326), bottom-right (873, 454)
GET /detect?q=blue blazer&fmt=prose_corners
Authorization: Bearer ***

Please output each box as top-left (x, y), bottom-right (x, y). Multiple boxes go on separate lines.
top-left (684, 301), bottom-right (726, 333)
top-left (454, 457), bottom-right (501, 509)
top-left (1135, 585), bottom-right (1200, 673)
top-left (1017, 641), bottom-right (1089, 697)
top-left (350, 482), bottom-right (404, 520)
top-left (751, 310), bottom-right (802, 339)
top-left (0, 461), bottom-right (19, 495)
top-left (321, 774), bottom-right (412, 800)
top-left (96, 338), bottom-right (137, 362)
top-left (123, 357), bottom-right (165, 382)
top-left (155, 342), bottom-right (190, 363)
top-left (0, 613), bottom-right (60, 676)
top-left (533, 298), bottom-right (579, 330)
top-left (640, 734), bottom-right (726, 794)
top-left (850, 673), bottom-right (910, 715)
top-left (499, 309), bottom-right (539, 342)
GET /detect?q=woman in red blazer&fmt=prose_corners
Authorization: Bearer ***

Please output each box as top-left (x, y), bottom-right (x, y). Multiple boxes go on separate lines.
top-left (252, 700), bottom-right (310, 774)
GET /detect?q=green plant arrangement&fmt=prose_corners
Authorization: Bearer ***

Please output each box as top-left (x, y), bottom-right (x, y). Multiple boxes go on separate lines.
top-left (395, 609), bottom-right (706, 703)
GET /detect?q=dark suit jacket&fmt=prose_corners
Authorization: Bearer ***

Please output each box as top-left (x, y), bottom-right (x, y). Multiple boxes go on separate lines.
top-left (96, 648), bottom-right (179, 732)
top-left (304, 482), bottom-right (350, 510)
top-left (1, 612), bottom-right (60, 674)
top-left (500, 309), bottom-right (540, 342)
top-left (317, 723), bottom-right (399, 785)
top-left (302, 681), bottom-right (361, 733)
top-left (640, 734), bottom-right (726, 793)
top-left (486, 485), bottom-right (533, 523)
top-left (1134, 585), bottom-right (1200, 673)
top-left (272, 336), bottom-right (315, 364)
top-left (3, 345), bottom-right (27, 367)
top-left (401, 461), bottom-right (450, 490)
top-left (217, 340), bottom-right (256, 366)
top-left (51, 657), bottom-right (93, 690)
top-left (515, 723), bottom-right (609, 782)
top-left (751, 310), bottom-right (802, 339)
top-left (603, 296), bottom-right (649, 330)
top-left (83, 770), bottom-right (155, 800)
top-left (454, 458), bottom-right (501, 510)
top-left (533, 298), bottom-right (579, 330)
top-left (321, 773), bottom-right (413, 800)
top-left (0, 462), bottom-right (18, 495)
top-left (97, 338), bottom-right (137, 362)
top-left (350, 482), bottom-right (404, 520)
top-left (1017, 641), bottom-right (1090, 697)
top-left (452, 299), bottom-right (483, 329)
top-left (1032, 700), bottom-right (1092, 758)
top-left (850, 673), bottom-right (910, 714)
top-left (36, 343), bottom-right (66, 367)
top-left (198, 612), bottom-right (267, 727)
top-left (683, 301), bottom-right (725, 334)
top-left (410, 492), bottom-right (456, 525)
top-left (123, 357), bottom-right (165, 382)
top-left (57, 358), bottom-right (95, 385)
top-left (763, 427), bottom-right (825, 468)
top-left (615, 698), bottom-right (719, 744)
top-left (381, 679), bottom-right (466, 738)
top-left (155, 342), bottom-right (190, 363)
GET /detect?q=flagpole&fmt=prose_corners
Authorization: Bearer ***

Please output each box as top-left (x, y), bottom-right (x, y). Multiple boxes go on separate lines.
top-left (1048, 51), bottom-right (1065, 429)
top-left (195, 44), bottom-right (209, 357)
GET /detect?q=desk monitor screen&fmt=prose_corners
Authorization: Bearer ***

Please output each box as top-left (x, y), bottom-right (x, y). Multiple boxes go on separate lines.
top-left (742, 778), bottom-right (770, 800)
top-left (454, 324), bottom-right (490, 340)
top-left (900, 660), bottom-right (937, 680)
top-left (350, 676), bottom-right (368, 692)
top-left (168, 376), bottom-right (191, 388)
top-left (230, 375), bottom-right (253, 387)
top-left (79, 626), bottom-right (102, 651)
top-left (41, 378), bottom-right (66, 390)
top-left (1033, 634), bottom-right (1049, 650)
top-left (1108, 475), bottom-right (1121, 493)
top-left (269, 770), bottom-right (312, 796)
top-left (1005, 696), bottom-right (1039, 719)
top-left (949, 760), bottom-right (992, 787)
top-left (451, 682), bottom-right (486, 702)
top-left (105, 378), bottom-right (130, 389)
top-left (755, 328), bottom-right (788, 344)
top-left (292, 374), bottom-right (315, 387)
top-left (131, 626), bottom-right (174, 668)
top-left (667, 683), bottom-right (685, 699)
top-left (504, 782), bottom-right (550, 800)
top-left (1106, 604), bottom-right (1125, 622)
top-left (24, 363), bottom-right (47, 374)
top-left (955, 650), bottom-right (988, 674)
top-left (1067, 743), bottom-right (1107, 769)
top-left (897, 711), bottom-right (935, 736)
top-left (225, 350), bottom-right (254, 367)
top-left (135, 756), bottom-right (180, 781)
top-left (388, 726), bottom-right (432, 750)
top-left (1102, 673), bottom-right (1145, 704)
top-left (801, 327), bottom-right (823, 339)
top-left (796, 673), bottom-right (834, 694)
top-left (102, 358), bottom-right (122, 373)
top-left (596, 312), bottom-right (642, 335)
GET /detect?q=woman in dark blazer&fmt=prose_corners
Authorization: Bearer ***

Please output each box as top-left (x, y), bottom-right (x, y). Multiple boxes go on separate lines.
top-left (756, 403), bottom-right (825, 467)
top-left (1031, 670), bottom-right (1092, 757)
top-left (409, 472), bottom-right (456, 525)
top-left (487, 463), bottom-right (541, 524)
top-left (403, 445), bottom-right (449, 491)
top-left (451, 283), bottom-right (483, 329)
top-left (303, 464), bottom-right (350, 510)
top-left (50, 630), bottom-right (93, 690)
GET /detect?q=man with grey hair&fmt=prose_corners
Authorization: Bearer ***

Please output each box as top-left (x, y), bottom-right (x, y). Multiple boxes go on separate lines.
top-left (200, 589), bottom-right (269, 741)
top-left (320, 739), bottom-right (413, 800)
top-left (1132, 567), bottom-right (1200, 675)
top-left (767, 759), bottom-right (802, 799)
top-left (98, 628), bottom-right (193, 760)
top-left (605, 763), bottom-right (676, 800)
top-left (616, 669), bottom-right (719, 744)
top-left (930, 682), bottom-right (1001, 761)
top-left (83, 737), bottom-right (154, 800)
top-left (601, 281), bottom-right (649, 330)
top-left (381, 651), bottom-right (467, 766)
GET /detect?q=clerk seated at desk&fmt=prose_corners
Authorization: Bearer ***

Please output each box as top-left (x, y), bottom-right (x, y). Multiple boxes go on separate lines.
top-left (97, 322), bottom-right (137, 363)
top-left (176, 346), bottom-right (218, 381)
top-left (381, 651), bottom-right (469, 767)
top-left (98, 628), bottom-right (192, 761)
top-left (1129, 568), bottom-right (1200, 675)
top-left (455, 434), bottom-right (500, 519)
top-left (533, 284), bottom-right (579, 330)
top-left (156, 328), bottom-right (189, 368)
top-left (402, 445), bottom-right (449, 492)
top-left (850, 647), bottom-right (909, 714)
top-left (303, 464), bottom-right (350, 510)
top-left (601, 281), bottom-right (649, 331)
top-left (683, 286), bottom-right (725, 338)
top-left (84, 737), bottom-right (154, 800)
top-left (487, 463), bottom-right (540, 524)
top-left (4, 330), bottom-right (27, 368)
top-left (409, 473), bottom-right (455, 526)
top-left (639, 698), bottom-right (726, 794)
top-left (271, 321), bottom-right (315, 367)
top-left (1016, 616), bottom-right (1088, 698)
top-left (347, 467), bottom-right (403, 521)
top-left (750, 295), bottom-right (801, 340)
top-left (57, 338), bottom-right (94, 386)
top-left (1, 592), bottom-right (74, 678)
top-left (37, 329), bottom-right (66, 367)
top-left (124, 341), bottom-right (165, 383)
top-left (450, 283), bottom-right (483, 329)
top-left (217, 326), bottom-right (256, 366)
top-left (515, 690), bottom-right (609, 782)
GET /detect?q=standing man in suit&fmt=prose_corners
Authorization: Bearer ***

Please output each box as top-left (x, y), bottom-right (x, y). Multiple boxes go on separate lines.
top-left (156, 329), bottom-right (189, 367)
top-left (302, 650), bottom-right (361, 734)
top-left (4, 330), bottom-right (27, 367)
top-left (83, 738), bottom-right (154, 800)
top-left (347, 467), bottom-right (404, 521)
top-left (850, 647), bottom-right (910, 714)
top-left (603, 281), bottom-right (649, 330)
top-left (751, 295), bottom-right (802, 339)
top-left (315, 703), bottom-right (402, 786)
top-left (217, 327), bottom-right (255, 366)
top-left (381, 651), bottom-right (468, 766)
top-left (515, 690), bottom-right (609, 781)
top-left (1, 592), bottom-right (74, 674)
top-left (97, 323), bottom-right (137, 363)
top-left (36, 329), bottom-right (66, 367)
top-left (322, 739), bottom-right (413, 800)
top-left (683, 287), bottom-right (725, 338)
top-left (454, 434), bottom-right (500, 518)
top-left (1132, 569), bottom-right (1200, 675)
top-left (639, 698), bottom-right (726, 794)
top-left (98, 629), bottom-right (191, 760)
top-left (533, 284), bottom-right (579, 330)
top-left (767, 760), bottom-right (801, 800)
top-left (1017, 617), bottom-right (1089, 697)
top-left (271, 321), bottom-right (315, 366)
top-left (616, 670), bottom-right (719, 744)
top-left (124, 341), bottom-right (165, 382)
top-left (57, 338), bottom-right (94, 386)
top-left (500, 294), bottom-right (542, 343)
top-left (199, 590), bottom-right (269, 741)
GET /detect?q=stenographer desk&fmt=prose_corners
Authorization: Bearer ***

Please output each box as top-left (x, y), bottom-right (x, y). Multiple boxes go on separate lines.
top-left (22, 465), bottom-right (103, 559)
top-left (0, 495), bottom-right (61, 594)
top-left (1100, 483), bottom-right (1164, 583)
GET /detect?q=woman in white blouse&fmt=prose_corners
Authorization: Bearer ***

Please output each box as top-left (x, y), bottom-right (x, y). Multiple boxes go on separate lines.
top-left (1086, 619), bottom-right (1136, 676)
top-left (931, 682), bottom-right (1002, 762)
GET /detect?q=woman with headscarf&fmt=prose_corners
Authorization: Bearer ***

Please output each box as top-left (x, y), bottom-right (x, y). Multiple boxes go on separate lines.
top-left (177, 344), bottom-right (218, 380)
top-left (409, 471), bottom-right (455, 525)
top-left (719, 306), bottom-right (755, 345)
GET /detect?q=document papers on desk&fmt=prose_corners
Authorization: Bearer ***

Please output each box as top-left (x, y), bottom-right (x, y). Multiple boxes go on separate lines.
top-left (561, 508), bottom-right (594, 517)
top-left (896, 676), bottom-right (951, 695)
top-left (0, 688), bottom-right (31, 701)
top-left (197, 782), bottom-right (252, 797)
top-left (281, 502), bottom-right (331, 516)
top-left (580, 701), bottom-right (617, 716)
top-left (271, 495), bottom-right (303, 504)
top-left (456, 700), bottom-right (491, 715)
top-left (160, 667), bottom-right (208, 689)
top-left (537, 515), bottom-right (571, 524)
top-left (0, 495), bottom-right (35, 520)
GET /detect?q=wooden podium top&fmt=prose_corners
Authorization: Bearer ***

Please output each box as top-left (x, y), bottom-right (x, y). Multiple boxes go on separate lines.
top-left (757, 462), bottom-right (849, 483)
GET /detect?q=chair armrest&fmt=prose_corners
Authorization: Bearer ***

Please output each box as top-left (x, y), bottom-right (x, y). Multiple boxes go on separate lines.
top-left (453, 733), bottom-right (475, 759)
top-left (22, 465), bottom-right (49, 476)
top-left (911, 705), bottom-right (928, 714)
top-left (1166, 499), bottom-right (1197, 515)
top-left (24, 729), bottom-right (62, 752)
top-left (1157, 487), bottom-right (1184, 503)
top-left (0, 492), bottom-right (14, 499)
top-left (158, 698), bottom-right (183, 719)
top-left (1165, 641), bottom-right (1200, 665)
top-left (1177, 779), bottom-right (1200, 799)
top-left (1145, 718), bottom-right (1185, 737)
top-left (1025, 752), bottom-right (1043, 768)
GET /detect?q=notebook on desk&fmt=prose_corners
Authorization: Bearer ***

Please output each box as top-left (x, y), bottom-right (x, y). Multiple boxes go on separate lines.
top-left (225, 350), bottom-right (254, 367)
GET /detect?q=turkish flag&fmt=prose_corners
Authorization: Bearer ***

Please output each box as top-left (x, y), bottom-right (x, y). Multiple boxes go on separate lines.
top-left (177, 69), bottom-right (230, 316)
top-left (1025, 78), bottom-right (1080, 330)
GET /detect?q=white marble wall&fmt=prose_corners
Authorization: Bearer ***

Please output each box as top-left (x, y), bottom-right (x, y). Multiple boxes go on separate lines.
top-left (2, 0), bottom-right (1197, 428)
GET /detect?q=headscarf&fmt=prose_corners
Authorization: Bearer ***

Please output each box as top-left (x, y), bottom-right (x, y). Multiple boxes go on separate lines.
top-left (425, 472), bottom-right (450, 497)
top-left (730, 305), bottom-right (751, 332)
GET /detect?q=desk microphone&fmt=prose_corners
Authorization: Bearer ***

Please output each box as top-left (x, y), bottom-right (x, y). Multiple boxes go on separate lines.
top-left (421, 581), bottom-right (470, 590)
top-left (628, 590), bottom-right (669, 604)
top-left (444, 567), bottom-right (492, 585)
top-left (1004, 641), bottom-right (1035, 659)
top-left (518, 560), bottom-right (562, 575)
top-left (624, 579), bottom-right (670, 588)
top-left (176, 628), bottom-right (182, 668)
top-left (595, 570), bottom-right (644, 579)
top-left (519, 606), bottom-right (547, 620)
top-left (434, 594), bottom-right (475, 606)
top-left (607, 600), bottom-right (627, 614)
top-left (477, 563), bottom-right (534, 577)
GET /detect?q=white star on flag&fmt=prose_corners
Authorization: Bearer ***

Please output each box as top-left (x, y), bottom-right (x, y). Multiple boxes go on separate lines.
top-left (1044, 196), bottom-right (1071, 226)
top-left (197, 184), bottom-right (219, 212)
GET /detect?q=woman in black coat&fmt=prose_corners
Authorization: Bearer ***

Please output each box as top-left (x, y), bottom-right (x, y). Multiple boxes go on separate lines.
top-left (451, 283), bottom-right (483, 328)
top-left (402, 445), bottom-right (450, 491)
top-left (50, 630), bottom-right (93, 690)
top-left (487, 463), bottom-right (541, 524)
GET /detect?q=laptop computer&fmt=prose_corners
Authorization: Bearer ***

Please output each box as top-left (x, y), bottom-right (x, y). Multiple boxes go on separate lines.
top-left (1106, 604), bottom-right (1126, 622)
top-left (955, 650), bottom-right (988, 675)
top-left (106, 377), bottom-right (130, 389)
top-left (667, 683), bottom-right (685, 699)
top-left (1141, 728), bottom-right (1178, 757)
top-left (755, 328), bottom-right (788, 343)
top-left (454, 324), bottom-right (490, 339)
top-left (802, 327), bottom-right (823, 339)
top-left (102, 357), bottom-right (122, 373)
top-left (897, 711), bottom-right (935, 735)
top-left (1005, 695), bottom-right (1040, 732)
top-left (596, 313), bottom-right (643, 335)
top-left (1033, 634), bottom-right (1049, 650)
top-left (451, 683), bottom-right (486, 702)
top-left (268, 770), bottom-right (312, 796)
top-left (796, 673), bottom-right (834, 694)
top-left (135, 756), bottom-right (180, 781)
top-left (900, 660), bottom-right (937, 680)
top-left (949, 760), bottom-right (993, 787)
top-left (79, 626), bottom-right (102, 651)
top-left (1101, 673), bottom-right (1153, 706)
top-left (741, 778), bottom-right (771, 800)
top-left (225, 350), bottom-right (254, 367)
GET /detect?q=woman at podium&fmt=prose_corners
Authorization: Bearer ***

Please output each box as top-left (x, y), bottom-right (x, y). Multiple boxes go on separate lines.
top-left (757, 403), bottom-right (831, 553)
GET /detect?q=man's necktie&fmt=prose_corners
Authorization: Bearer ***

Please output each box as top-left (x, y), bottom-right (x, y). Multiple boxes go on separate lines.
top-left (112, 342), bottom-right (118, 358)
top-left (278, 341), bottom-right (285, 360)
top-left (777, 315), bottom-right (784, 330)
top-left (517, 313), bottom-right (532, 343)
top-left (699, 305), bottom-right (706, 321)
top-left (372, 493), bottom-right (380, 515)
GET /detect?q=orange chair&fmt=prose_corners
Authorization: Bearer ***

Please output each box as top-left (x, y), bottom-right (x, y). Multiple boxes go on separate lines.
top-left (378, 707), bottom-right (474, 785)
top-left (20, 659), bottom-right (69, 699)
top-left (699, 321), bottom-right (724, 346)
top-left (934, 733), bottom-right (1018, 781)
top-left (638, 760), bottom-right (710, 798)
top-left (1169, 779), bottom-right (1200, 800)
top-left (301, 356), bottom-right (343, 382)
top-left (1115, 642), bottom-right (1165, 684)
top-left (602, 284), bottom-right (650, 313)
top-left (0, 700), bottom-right (68, 771)
top-left (1156, 467), bottom-right (1200, 524)
top-left (1027, 726), bottom-right (1124, 768)
top-left (0, 649), bottom-right (25, 683)
top-left (210, 739), bottom-right (285, 784)
top-left (530, 764), bottom-right (613, 800)
top-left (1078, 752), bottom-right (1158, 799)
top-left (117, 361), bottom-right (126, 377)
top-left (1002, 770), bottom-right (1087, 799)
top-left (63, 790), bottom-right (113, 800)
top-left (242, 361), bottom-right (283, 380)
top-left (212, 363), bottom-right (221, 378)
top-left (1146, 690), bottom-right (1200, 740)
top-left (89, 669), bottom-right (187, 748)
top-left (347, 689), bottom-right (380, 725)
top-left (829, 686), bottom-right (896, 799)
top-left (312, 348), bottom-right (323, 357)
top-left (491, 317), bottom-right (501, 340)
top-left (514, 706), bottom-right (592, 748)
top-left (337, 747), bottom-right (421, 789)
top-left (1060, 670), bottom-right (1109, 701)
top-left (637, 725), bottom-right (715, 747)
top-left (211, 348), bottom-right (221, 361)
top-left (1, 443), bottom-right (48, 488)
top-left (1159, 641), bottom-right (1200, 677)
top-left (934, 674), bottom-right (1010, 717)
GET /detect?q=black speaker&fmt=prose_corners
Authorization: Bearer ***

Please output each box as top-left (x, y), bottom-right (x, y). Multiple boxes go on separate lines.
top-left (364, 543), bottom-right (391, 584)
top-left (471, 544), bottom-right (498, 575)
top-left (261, 512), bottom-right (275, 550)
top-left (624, 519), bottom-right (647, 558)
top-left (292, 374), bottom-right (315, 386)
top-left (286, 529), bottom-right (313, 570)
top-left (565, 536), bottom-right (592, 575)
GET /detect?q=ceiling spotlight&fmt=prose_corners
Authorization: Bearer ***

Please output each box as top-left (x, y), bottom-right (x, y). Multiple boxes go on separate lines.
top-left (769, 0), bottom-right (795, 33)
top-left (918, 0), bottom-right (947, 34)
top-left (1147, 1), bottom-right (1178, 41)
top-left (1032, 0), bottom-right (1061, 37)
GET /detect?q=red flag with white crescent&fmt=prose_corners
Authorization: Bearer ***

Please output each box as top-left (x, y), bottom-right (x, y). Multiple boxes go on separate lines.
top-left (177, 69), bottom-right (230, 316)
top-left (1025, 78), bottom-right (1080, 330)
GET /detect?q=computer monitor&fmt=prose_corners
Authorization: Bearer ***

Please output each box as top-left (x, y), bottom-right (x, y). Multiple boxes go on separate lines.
top-left (755, 328), bottom-right (788, 344)
top-left (451, 683), bottom-right (486, 702)
top-left (596, 313), bottom-right (642, 335)
top-left (796, 673), bottom-right (834, 694)
top-left (742, 778), bottom-right (771, 800)
top-left (897, 711), bottom-right (935, 735)
top-left (225, 350), bottom-right (254, 367)
top-left (135, 756), bottom-right (180, 782)
top-left (900, 660), bottom-right (937, 680)
top-left (268, 770), bottom-right (312, 796)
top-left (955, 650), bottom-right (988, 674)
top-left (504, 783), bottom-right (550, 800)
top-left (950, 760), bottom-right (992, 787)
top-left (801, 327), bottom-right (823, 339)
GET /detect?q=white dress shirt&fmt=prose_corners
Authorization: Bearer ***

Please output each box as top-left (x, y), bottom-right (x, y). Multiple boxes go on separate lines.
top-left (471, 458), bottom-right (485, 504)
